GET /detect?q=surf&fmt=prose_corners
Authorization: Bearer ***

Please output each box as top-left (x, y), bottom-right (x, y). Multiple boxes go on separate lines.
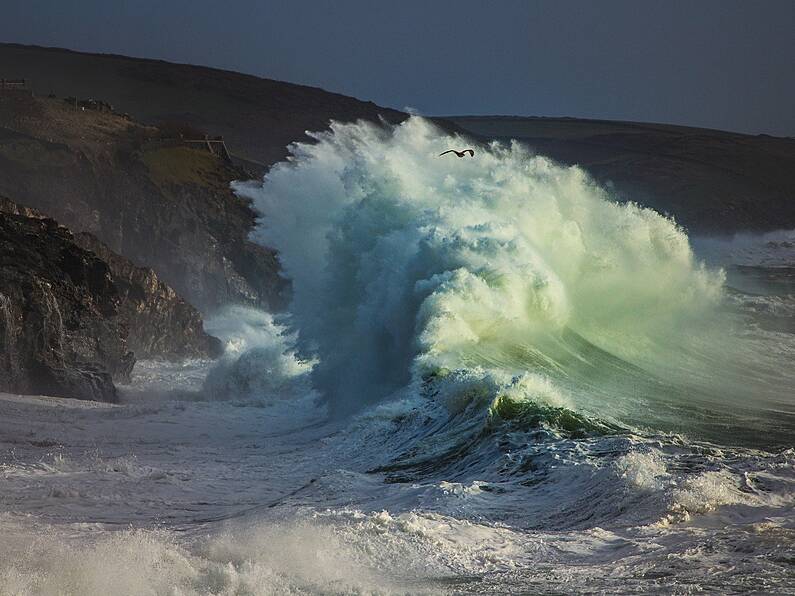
top-left (232, 116), bottom-right (793, 448)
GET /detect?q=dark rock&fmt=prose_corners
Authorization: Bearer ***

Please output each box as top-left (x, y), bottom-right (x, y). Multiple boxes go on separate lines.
top-left (0, 196), bottom-right (222, 401)
top-left (73, 232), bottom-right (222, 360)
top-left (0, 205), bottom-right (131, 401)
top-left (0, 95), bottom-right (289, 313)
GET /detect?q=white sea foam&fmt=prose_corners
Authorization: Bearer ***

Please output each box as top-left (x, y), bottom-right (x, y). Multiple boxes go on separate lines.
top-left (235, 116), bottom-right (727, 419)
top-left (202, 306), bottom-right (315, 402)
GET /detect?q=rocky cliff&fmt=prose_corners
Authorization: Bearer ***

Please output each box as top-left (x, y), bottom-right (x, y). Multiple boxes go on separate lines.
top-left (0, 206), bottom-right (131, 401)
top-left (0, 197), bottom-right (220, 401)
top-left (73, 232), bottom-right (221, 360)
top-left (0, 93), bottom-right (286, 312)
top-left (0, 44), bottom-right (410, 315)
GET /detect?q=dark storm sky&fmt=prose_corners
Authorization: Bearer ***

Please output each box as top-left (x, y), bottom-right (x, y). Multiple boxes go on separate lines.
top-left (2, 0), bottom-right (794, 135)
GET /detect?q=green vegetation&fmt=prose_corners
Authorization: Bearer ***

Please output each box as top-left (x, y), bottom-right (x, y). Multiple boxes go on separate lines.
top-left (141, 146), bottom-right (219, 187)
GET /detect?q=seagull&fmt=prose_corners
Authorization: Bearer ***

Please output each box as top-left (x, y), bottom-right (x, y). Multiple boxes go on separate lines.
top-left (439, 149), bottom-right (475, 158)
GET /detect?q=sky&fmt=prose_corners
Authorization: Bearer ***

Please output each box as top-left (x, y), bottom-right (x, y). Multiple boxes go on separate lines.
top-left (1, 0), bottom-right (794, 135)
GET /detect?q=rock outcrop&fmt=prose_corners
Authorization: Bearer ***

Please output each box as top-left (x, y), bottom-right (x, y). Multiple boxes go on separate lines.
top-left (0, 205), bottom-right (131, 401)
top-left (73, 232), bottom-right (222, 360)
top-left (0, 197), bottom-right (221, 401)
top-left (0, 94), bottom-right (288, 313)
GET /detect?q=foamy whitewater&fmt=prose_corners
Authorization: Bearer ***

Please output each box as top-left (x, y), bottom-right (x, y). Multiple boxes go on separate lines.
top-left (1, 117), bottom-right (793, 594)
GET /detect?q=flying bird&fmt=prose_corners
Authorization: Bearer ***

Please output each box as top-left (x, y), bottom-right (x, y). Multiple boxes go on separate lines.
top-left (439, 149), bottom-right (475, 158)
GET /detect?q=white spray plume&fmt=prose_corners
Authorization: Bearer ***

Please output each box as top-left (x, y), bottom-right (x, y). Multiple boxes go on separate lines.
top-left (235, 117), bottom-right (724, 414)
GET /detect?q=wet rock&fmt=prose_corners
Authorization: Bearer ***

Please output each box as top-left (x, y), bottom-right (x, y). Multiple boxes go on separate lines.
top-left (0, 206), bottom-right (130, 401)
top-left (73, 232), bottom-right (221, 359)
top-left (0, 196), bottom-right (221, 401)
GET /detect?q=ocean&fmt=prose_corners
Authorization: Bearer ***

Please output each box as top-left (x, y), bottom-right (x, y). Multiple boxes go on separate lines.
top-left (1, 117), bottom-right (793, 594)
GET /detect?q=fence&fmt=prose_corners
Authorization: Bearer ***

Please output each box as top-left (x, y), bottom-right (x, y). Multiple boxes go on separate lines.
top-left (0, 79), bottom-right (33, 96)
top-left (144, 137), bottom-right (234, 164)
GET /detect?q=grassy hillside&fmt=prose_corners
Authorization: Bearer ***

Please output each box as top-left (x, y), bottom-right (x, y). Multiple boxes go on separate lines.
top-left (0, 93), bottom-right (284, 312)
top-left (2, 43), bottom-right (793, 240)
top-left (0, 43), bottom-right (405, 169)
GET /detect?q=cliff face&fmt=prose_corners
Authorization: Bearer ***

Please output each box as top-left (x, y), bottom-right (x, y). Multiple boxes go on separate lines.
top-left (0, 45), bottom-right (411, 314)
top-left (0, 197), bottom-right (220, 401)
top-left (0, 208), bottom-right (131, 401)
top-left (73, 232), bottom-right (222, 360)
top-left (0, 94), bottom-right (287, 312)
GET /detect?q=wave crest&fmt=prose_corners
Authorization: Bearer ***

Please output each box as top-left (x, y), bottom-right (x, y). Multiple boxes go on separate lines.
top-left (236, 116), bottom-right (723, 420)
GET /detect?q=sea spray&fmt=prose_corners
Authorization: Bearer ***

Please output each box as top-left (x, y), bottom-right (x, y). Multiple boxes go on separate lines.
top-left (202, 306), bottom-right (314, 402)
top-left (234, 117), bottom-right (730, 422)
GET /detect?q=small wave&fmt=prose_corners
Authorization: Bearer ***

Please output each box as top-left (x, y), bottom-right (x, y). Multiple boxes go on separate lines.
top-left (201, 306), bottom-right (316, 403)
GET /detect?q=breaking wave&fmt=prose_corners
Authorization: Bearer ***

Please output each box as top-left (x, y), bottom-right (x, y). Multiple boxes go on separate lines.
top-left (234, 116), bottom-right (792, 447)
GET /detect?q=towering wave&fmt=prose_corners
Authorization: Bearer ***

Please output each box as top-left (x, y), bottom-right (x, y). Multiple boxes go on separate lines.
top-left (234, 117), bottom-right (787, 443)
